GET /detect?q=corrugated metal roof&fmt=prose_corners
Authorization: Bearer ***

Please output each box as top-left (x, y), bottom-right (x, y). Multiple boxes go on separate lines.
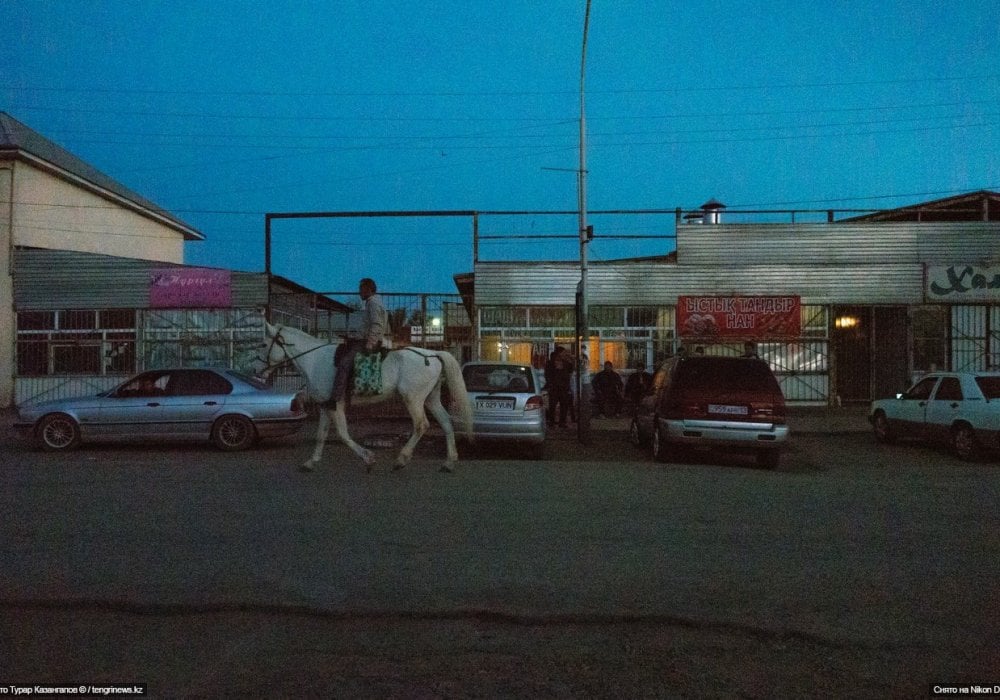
top-left (0, 112), bottom-right (203, 241)
top-left (676, 222), bottom-right (1000, 266)
top-left (474, 259), bottom-right (924, 306)
top-left (13, 247), bottom-right (266, 309)
top-left (839, 190), bottom-right (1000, 222)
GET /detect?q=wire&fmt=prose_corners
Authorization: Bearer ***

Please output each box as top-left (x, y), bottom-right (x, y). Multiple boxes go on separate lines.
top-left (8, 98), bottom-right (996, 124)
top-left (4, 73), bottom-right (997, 96)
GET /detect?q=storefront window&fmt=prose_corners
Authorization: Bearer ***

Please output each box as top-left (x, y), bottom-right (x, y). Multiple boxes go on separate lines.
top-left (911, 306), bottom-right (947, 372)
top-left (528, 307), bottom-right (573, 327)
top-left (590, 307), bottom-right (623, 326)
top-left (479, 334), bottom-right (502, 361)
top-left (481, 307), bottom-right (528, 327)
top-left (15, 310), bottom-right (135, 376)
top-left (801, 305), bottom-right (827, 337)
top-left (626, 307), bottom-right (657, 327)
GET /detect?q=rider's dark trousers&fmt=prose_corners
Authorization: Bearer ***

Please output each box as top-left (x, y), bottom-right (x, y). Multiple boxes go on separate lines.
top-left (331, 339), bottom-right (363, 404)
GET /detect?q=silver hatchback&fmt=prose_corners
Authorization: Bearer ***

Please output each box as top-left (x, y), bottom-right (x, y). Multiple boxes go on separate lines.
top-left (458, 362), bottom-right (547, 459)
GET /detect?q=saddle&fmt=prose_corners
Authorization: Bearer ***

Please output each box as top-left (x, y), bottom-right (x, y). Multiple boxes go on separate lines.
top-left (335, 345), bottom-right (390, 397)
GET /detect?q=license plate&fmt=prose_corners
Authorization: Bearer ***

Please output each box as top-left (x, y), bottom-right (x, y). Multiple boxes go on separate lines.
top-left (476, 398), bottom-right (515, 411)
top-left (708, 404), bottom-right (748, 415)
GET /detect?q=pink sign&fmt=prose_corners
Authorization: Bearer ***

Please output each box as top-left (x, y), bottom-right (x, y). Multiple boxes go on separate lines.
top-left (677, 295), bottom-right (800, 339)
top-left (150, 268), bottom-right (232, 308)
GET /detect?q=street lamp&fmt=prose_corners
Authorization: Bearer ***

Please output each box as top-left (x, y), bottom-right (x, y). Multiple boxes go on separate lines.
top-left (577, 0), bottom-right (592, 445)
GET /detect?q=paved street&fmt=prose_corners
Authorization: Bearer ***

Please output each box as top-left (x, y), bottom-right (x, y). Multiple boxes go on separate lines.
top-left (2, 407), bottom-right (998, 697)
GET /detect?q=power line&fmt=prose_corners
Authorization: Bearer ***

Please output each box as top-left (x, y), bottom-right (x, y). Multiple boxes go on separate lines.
top-left (8, 98), bottom-right (996, 124)
top-left (33, 110), bottom-right (995, 143)
top-left (4, 73), bottom-right (997, 97)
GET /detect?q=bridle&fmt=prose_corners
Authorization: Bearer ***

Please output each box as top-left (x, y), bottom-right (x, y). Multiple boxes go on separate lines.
top-left (257, 326), bottom-right (333, 374)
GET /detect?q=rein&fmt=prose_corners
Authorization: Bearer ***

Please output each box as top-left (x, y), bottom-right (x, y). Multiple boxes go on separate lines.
top-left (259, 327), bottom-right (334, 372)
top-left (403, 347), bottom-right (442, 366)
top-left (262, 328), bottom-right (439, 373)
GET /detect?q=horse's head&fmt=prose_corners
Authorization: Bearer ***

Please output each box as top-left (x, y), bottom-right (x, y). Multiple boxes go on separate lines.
top-left (259, 322), bottom-right (296, 371)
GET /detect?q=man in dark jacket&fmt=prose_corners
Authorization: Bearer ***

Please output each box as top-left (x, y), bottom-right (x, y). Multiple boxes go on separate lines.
top-left (624, 365), bottom-right (653, 410)
top-left (591, 361), bottom-right (624, 417)
top-left (544, 346), bottom-right (574, 428)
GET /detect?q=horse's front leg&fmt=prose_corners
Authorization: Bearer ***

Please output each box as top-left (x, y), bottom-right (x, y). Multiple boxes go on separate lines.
top-left (330, 405), bottom-right (377, 471)
top-left (301, 408), bottom-right (332, 471)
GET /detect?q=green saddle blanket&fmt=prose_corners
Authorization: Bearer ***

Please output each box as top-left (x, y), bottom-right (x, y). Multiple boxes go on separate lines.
top-left (353, 351), bottom-right (383, 396)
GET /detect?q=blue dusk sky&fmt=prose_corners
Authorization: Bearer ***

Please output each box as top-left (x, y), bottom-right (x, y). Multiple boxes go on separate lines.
top-left (4, 1), bottom-right (999, 294)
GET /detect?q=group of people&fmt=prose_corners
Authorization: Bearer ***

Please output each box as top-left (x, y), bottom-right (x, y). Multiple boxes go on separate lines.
top-left (331, 276), bottom-right (664, 422)
top-left (544, 346), bottom-right (654, 426)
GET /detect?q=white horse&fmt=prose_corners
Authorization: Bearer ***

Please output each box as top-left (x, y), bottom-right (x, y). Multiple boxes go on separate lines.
top-left (261, 323), bottom-right (473, 473)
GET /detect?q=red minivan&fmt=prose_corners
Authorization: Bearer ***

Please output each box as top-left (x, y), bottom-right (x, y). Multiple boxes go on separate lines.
top-left (629, 355), bottom-right (789, 468)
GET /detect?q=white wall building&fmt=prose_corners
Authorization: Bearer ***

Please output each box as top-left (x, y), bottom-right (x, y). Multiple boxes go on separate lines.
top-left (1, 112), bottom-right (204, 407)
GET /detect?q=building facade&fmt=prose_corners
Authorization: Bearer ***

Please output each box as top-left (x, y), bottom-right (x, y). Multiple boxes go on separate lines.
top-left (1, 112), bottom-right (204, 407)
top-left (469, 193), bottom-right (1000, 405)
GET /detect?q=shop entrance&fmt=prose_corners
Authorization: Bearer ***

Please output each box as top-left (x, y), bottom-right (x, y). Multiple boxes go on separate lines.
top-left (832, 306), bottom-right (871, 403)
top-left (871, 306), bottom-right (910, 399)
top-left (832, 306), bottom-right (910, 403)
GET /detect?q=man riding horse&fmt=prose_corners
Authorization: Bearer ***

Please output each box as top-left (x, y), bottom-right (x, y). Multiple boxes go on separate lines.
top-left (328, 277), bottom-right (388, 409)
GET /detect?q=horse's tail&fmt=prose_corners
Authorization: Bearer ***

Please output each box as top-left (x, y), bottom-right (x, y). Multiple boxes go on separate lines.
top-left (438, 351), bottom-right (474, 442)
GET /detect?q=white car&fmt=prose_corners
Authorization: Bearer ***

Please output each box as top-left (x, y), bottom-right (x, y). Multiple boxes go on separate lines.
top-left (869, 371), bottom-right (1000, 461)
top-left (457, 361), bottom-right (547, 460)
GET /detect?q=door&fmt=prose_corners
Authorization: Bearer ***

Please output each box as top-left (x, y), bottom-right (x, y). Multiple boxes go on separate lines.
top-left (159, 369), bottom-right (231, 437)
top-left (872, 306), bottom-right (910, 399)
top-left (96, 371), bottom-right (174, 438)
top-left (924, 375), bottom-right (963, 443)
top-left (833, 307), bottom-right (872, 403)
top-left (892, 374), bottom-right (939, 437)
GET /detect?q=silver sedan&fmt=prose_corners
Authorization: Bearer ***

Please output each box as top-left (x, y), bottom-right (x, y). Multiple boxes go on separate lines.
top-left (16, 368), bottom-right (307, 452)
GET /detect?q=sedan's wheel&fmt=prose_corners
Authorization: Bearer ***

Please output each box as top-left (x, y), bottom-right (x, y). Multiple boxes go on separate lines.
top-left (212, 414), bottom-right (256, 451)
top-left (628, 418), bottom-right (643, 447)
top-left (38, 413), bottom-right (81, 452)
top-left (952, 424), bottom-right (979, 462)
top-left (652, 425), bottom-right (669, 463)
top-left (872, 411), bottom-right (894, 443)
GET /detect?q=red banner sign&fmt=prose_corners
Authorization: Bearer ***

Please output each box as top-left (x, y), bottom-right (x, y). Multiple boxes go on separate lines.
top-left (677, 295), bottom-right (800, 339)
top-left (150, 268), bottom-right (232, 308)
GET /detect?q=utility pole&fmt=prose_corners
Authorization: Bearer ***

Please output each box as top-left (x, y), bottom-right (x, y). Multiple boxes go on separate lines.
top-left (577, 0), bottom-right (592, 445)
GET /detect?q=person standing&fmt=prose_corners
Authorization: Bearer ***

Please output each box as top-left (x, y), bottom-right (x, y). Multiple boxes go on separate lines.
top-left (591, 361), bottom-right (624, 417)
top-left (545, 346), bottom-right (573, 428)
top-left (328, 277), bottom-right (388, 409)
top-left (624, 364), bottom-right (653, 408)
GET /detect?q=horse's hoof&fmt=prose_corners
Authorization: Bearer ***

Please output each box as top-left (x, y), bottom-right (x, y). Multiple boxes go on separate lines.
top-left (439, 464), bottom-right (454, 474)
top-left (392, 462), bottom-right (407, 471)
top-left (299, 463), bottom-right (315, 473)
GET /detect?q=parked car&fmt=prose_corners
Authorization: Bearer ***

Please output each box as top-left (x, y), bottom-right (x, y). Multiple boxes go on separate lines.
top-left (869, 371), bottom-right (1000, 461)
top-left (16, 368), bottom-right (307, 452)
top-left (457, 361), bottom-right (547, 459)
top-left (629, 355), bottom-right (789, 468)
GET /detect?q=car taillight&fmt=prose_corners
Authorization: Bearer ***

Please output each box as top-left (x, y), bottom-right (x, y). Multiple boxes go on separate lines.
top-left (525, 396), bottom-right (544, 411)
top-left (750, 402), bottom-right (785, 423)
top-left (661, 400), bottom-right (701, 419)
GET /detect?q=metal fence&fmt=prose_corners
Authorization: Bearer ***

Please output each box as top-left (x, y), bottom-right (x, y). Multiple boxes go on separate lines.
top-left (14, 308), bottom-right (265, 406)
top-left (266, 291), bottom-right (473, 398)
